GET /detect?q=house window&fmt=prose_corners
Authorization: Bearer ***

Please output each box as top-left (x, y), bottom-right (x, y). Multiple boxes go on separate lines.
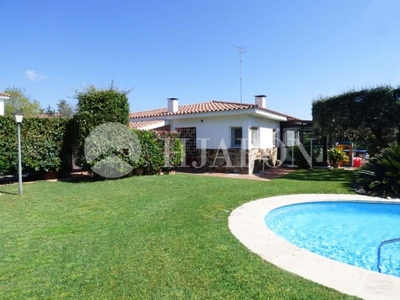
top-left (284, 129), bottom-right (299, 147)
top-left (273, 128), bottom-right (278, 146)
top-left (250, 126), bottom-right (258, 147)
top-left (231, 127), bottom-right (242, 147)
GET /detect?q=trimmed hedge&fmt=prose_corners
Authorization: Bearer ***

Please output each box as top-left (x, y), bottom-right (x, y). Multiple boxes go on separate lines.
top-left (0, 117), bottom-right (18, 174)
top-left (0, 115), bottom-right (183, 179)
top-left (312, 86), bottom-right (400, 155)
top-left (73, 85), bottom-right (130, 172)
top-left (0, 116), bottom-right (69, 176)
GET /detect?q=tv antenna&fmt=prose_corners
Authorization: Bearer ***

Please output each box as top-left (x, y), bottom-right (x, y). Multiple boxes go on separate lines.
top-left (234, 45), bottom-right (246, 103)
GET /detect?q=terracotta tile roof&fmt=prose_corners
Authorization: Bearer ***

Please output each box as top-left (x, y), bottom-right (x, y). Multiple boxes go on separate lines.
top-left (0, 92), bottom-right (10, 98)
top-left (129, 120), bottom-right (166, 129)
top-left (129, 100), bottom-right (300, 121)
top-left (130, 107), bottom-right (168, 119)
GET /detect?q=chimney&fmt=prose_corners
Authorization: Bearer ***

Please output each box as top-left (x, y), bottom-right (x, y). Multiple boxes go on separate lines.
top-left (167, 98), bottom-right (179, 113)
top-left (255, 95), bottom-right (266, 108)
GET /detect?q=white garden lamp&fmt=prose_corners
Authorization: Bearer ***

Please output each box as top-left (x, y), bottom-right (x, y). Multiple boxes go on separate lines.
top-left (14, 110), bottom-right (24, 195)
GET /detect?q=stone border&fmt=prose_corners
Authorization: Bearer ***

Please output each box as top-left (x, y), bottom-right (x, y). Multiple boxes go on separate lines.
top-left (228, 194), bottom-right (400, 300)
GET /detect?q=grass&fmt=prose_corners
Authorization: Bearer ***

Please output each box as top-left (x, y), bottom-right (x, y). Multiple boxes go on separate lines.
top-left (0, 169), bottom-right (359, 299)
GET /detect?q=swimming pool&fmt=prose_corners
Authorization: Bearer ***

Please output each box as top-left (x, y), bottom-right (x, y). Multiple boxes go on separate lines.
top-left (229, 194), bottom-right (400, 299)
top-left (265, 201), bottom-right (400, 277)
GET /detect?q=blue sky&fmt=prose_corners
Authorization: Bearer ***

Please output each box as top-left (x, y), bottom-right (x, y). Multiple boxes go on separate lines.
top-left (1, 0), bottom-right (399, 120)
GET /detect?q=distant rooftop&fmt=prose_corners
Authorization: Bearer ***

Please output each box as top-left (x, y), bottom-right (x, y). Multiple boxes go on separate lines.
top-left (0, 92), bottom-right (11, 98)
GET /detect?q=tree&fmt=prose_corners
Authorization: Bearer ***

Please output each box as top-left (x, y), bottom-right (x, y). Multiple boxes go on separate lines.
top-left (57, 99), bottom-right (74, 118)
top-left (312, 86), bottom-right (400, 155)
top-left (44, 104), bottom-right (56, 116)
top-left (4, 86), bottom-right (42, 117)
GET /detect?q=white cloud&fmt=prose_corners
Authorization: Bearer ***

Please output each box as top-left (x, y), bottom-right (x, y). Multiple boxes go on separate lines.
top-left (25, 70), bottom-right (46, 81)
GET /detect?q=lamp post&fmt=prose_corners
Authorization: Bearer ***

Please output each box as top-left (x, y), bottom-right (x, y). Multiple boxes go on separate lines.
top-left (14, 110), bottom-right (24, 195)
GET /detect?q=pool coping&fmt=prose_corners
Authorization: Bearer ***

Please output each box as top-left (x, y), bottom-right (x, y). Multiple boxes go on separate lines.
top-left (228, 194), bottom-right (400, 300)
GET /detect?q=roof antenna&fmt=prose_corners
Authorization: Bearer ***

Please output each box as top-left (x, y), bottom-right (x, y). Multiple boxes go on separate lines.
top-left (234, 45), bottom-right (246, 103)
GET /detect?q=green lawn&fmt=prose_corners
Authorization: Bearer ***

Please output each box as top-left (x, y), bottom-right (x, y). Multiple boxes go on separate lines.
top-left (0, 169), bottom-right (359, 299)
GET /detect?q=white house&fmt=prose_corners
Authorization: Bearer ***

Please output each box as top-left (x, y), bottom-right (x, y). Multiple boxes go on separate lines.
top-left (129, 95), bottom-right (304, 174)
top-left (0, 92), bottom-right (11, 116)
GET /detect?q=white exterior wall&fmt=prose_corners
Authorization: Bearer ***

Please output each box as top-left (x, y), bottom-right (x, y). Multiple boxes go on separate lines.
top-left (0, 94), bottom-right (11, 116)
top-left (170, 114), bottom-right (281, 150)
top-left (259, 128), bottom-right (273, 148)
top-left (0, 97), bottom-right (5, 116)
top-left (170, 115), bottom-right (248, 149)
top-left (247, 115), bottom-right (280, 149)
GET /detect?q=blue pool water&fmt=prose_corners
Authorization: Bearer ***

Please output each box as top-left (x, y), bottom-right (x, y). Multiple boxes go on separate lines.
top-left (265, 201), bottom-right (400, 277)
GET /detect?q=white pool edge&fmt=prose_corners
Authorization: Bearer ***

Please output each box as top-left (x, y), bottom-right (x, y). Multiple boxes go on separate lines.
top-left (228, 194), bottom-right (400, 300)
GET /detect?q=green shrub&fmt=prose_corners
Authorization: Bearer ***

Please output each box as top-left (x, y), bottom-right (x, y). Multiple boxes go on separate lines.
top-left (73, 84), bottom-right (130, 172)
top-left (132, 130), bottom-right (183, 175)
top-left (0, 116), bottom-right (69, 175)
top-left (23, 118), bottom-right (69, 173)
top-left (1, 108), bottom-right (182, 179)
top-left (156, 130), bottom-right (185, 170)
top-left (133, 130), bottom-right (164, 174)
top-left (290, 144), bottom-right (321, 169)
top-left (83, 122), bottom-right (142, 178)
top-left (327, 147), bottom-right (349, 165)
top-left (354, 143), bottom-right (400, 197)
top-left (0, 116), bottom-right (18, 174)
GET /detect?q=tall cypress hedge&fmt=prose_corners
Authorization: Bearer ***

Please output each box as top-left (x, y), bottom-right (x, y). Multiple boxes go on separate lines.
top-left (0, 115), bottom-right (184, 178)
top-left (0, 84), bottom-right (184, 179)
top-left (312, 86), bottom-right (400, 154)
top-left (72, 84), bottom-right (130, 171)
top-left (0, 116), bottom-right (70, 176)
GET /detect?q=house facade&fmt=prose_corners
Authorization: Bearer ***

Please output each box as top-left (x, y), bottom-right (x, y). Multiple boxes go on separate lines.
top-left (129, 95), bottom-right (305, 174)
top-left (0, 92), bottom-right (11, 116)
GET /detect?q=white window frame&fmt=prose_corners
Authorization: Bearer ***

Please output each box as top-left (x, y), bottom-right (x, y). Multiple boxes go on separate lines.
top-left (231, 127), bottom-right (243, 147)
top-left (273, 128), bottom-right (278, 147)
top-left (250, 126), bottom-right (259, 147)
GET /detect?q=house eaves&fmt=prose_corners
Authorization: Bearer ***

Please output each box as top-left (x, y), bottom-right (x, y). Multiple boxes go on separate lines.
top-left (150, 108), bottom-right (291, 122)
top-left (129, 120), bottom-right (166, 130)
top-left (254, 109), bottom-right (288, 121)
